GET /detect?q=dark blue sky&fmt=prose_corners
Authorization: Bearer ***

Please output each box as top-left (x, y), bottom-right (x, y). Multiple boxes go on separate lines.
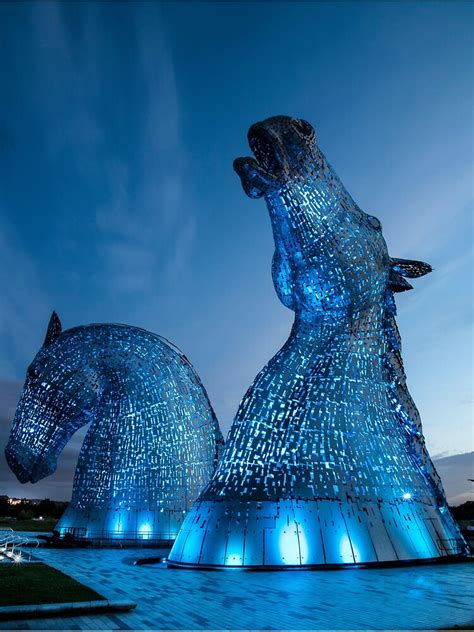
top-left (0, 1), bottom-right (472, 498)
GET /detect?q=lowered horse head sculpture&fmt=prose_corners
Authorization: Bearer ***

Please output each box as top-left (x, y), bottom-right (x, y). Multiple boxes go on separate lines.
top-left (168, 115), bottom-right (467, 568)
top-left (6, 313), bottom-right (223, 544)
top-left (6, 312), bottom-right (98, 485)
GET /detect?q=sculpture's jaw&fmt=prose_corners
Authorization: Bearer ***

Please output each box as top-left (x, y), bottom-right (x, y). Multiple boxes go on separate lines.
top-left (233, 121), bottom-right (287, 198)
top-left (248, 123), bottom-right (286, 173)
top-left (233, 115), bottom-right (317, 198)
top-left (5, 439), bottom-right (57, 483)
top-left (232, 157), bottom-right (279, 199)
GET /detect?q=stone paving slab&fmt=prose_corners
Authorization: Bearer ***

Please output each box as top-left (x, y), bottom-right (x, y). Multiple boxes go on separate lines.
top-left (1, 546), bottom-right (473, 630)
top-left (0, 599), bottom-right (136, 622)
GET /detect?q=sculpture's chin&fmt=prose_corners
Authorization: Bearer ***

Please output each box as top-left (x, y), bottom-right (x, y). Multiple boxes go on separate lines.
top-left (5, 444), bottom-right (30, 483)
top-left (15, 470), bottom-right (31, 484)
top-left (5, 442), bottom-right (57, 484)
top-left (29, 458), bottom-right (57, 483)
top-left (233, 157), bottom-right (279, 199)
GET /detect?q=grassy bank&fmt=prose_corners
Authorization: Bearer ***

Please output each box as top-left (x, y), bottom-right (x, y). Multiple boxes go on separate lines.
top-left (0, 563), bottom-right (103, 607)
top-left (0, 519), bottom-right (56, 533)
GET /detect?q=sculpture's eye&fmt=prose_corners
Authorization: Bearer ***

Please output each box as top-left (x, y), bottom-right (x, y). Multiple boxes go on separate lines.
top-left (27, 366), bottom-right (39, 381)
top-left (368, 216), bottom-right (382, 231)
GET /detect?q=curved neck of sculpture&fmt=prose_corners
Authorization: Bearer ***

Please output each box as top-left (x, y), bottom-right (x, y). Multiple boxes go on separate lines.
top-left (265, 177), bottom-right (346, 318)
top-left (55, 329), bottom-right (161, 437)
top-left (290, 304), bottom-right (386, 355)
top-left (266, 182), bottom-right (326, 260)
top-left (265, 157), bottom-right (345, 255)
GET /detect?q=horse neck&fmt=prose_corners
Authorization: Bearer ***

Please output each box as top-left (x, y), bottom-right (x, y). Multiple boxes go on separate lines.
top-left (67, 328), bottom-right (152, 425)
top-left (266, 173), bottom-right (348, 256)
top-left (290, 305), bottom-right (387, 365)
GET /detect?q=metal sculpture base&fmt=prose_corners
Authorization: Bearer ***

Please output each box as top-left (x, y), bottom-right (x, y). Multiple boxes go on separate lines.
top-left (56, 505), bottom-right (185, 545)
top-left (168, 499), bottom-right (465, 568)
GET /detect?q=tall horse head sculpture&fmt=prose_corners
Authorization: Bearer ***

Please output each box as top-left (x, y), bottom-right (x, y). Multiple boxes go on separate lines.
top-left (6, 313), bottom-right (223, 544)
top-left (168, 116), bottom-right (467, 568)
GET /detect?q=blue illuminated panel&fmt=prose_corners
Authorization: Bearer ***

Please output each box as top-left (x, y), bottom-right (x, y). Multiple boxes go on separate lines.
top-left (168, 116), bottom-right (467, 567)
top-left (5, 315), bottom-right (223, 544)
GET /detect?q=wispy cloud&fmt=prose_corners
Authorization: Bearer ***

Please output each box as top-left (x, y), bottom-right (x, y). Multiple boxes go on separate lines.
top-left (0, 214), bottom-right (51, 377)
top-left (21, 2), bottom-right (194, 306)
top-left (92, 5), bottom-right (194, 297)
top-left (0, 2), bottom-right (198, 499)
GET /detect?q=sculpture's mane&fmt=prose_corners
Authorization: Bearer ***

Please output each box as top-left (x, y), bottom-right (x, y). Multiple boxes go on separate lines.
top-left (382, 280), bottom-right (445, 504)
top-left (63, 322), bottom-right (182, 352)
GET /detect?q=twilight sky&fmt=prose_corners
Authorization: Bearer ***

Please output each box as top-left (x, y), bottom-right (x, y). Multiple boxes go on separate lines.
top-left (0, 1), bottom-right (472, 500)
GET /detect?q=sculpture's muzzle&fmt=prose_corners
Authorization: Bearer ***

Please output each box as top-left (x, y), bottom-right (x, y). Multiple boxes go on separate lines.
top-left (5, 439), bottom-right (57, 483)
top-left (233, 125), bottom-right (283, 199)
top-left (233, 116), bottom-right (316, 198)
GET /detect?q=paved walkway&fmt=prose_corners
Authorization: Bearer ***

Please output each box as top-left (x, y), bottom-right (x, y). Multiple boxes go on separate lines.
top-left (2, 545), bottom-right (473, 630)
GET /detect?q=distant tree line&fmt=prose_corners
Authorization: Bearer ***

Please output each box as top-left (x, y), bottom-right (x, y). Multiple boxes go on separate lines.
top-left (451, 501), bottom-right (474, 521)
top-left (0, 496), bottom-right (67, 521)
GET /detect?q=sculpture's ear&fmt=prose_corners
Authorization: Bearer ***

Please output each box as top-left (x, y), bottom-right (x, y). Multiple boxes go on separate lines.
top-left (43, 311), bottom-right (62, 346)
top-left (390, 258), bottom-right (432, 278)
top-left (389, 269), bottom-right (414, 292)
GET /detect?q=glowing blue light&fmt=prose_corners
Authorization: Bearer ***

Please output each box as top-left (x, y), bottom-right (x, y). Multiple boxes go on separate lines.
top-left (339, 535), bottom-right (355, 564)
top-left (139, 523), bottom-right (152, 539)
top-left (278, 525), bottom-right (301, 565)
top-left (296, 524), bottom-right (309, 564)
top-left (113, 516), bottom-right (123, 536)
top-left (224, 551), bottom-right (242, 566)
top-left (403, 492), bottom-right (412, 500)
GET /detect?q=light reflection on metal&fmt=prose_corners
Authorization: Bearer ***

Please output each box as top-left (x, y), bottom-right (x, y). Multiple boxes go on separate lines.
top-left (168, 115), bottom-right (468, 568)
top-left (5, 316), bottom-right (223, 544)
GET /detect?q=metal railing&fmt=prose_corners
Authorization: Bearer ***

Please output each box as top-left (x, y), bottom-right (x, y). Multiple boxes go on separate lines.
top-left (0, 528), bottom-right (40, 563)
top-left (57, 526), bottom-right (175, 546)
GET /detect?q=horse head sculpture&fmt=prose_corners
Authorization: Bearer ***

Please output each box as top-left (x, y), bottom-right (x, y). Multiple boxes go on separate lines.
top-left (168, 116), bottom-right (467, 568)
top-left (6, 312), bottom-right (100, 484)
top-left (6, 313), bottom-right (223, 543)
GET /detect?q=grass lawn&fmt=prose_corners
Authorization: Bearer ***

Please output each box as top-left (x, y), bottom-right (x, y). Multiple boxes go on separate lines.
top-left (0, 519), bottom-right (56, 533)
top-left (0, 563), bottom-right (103, 607)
